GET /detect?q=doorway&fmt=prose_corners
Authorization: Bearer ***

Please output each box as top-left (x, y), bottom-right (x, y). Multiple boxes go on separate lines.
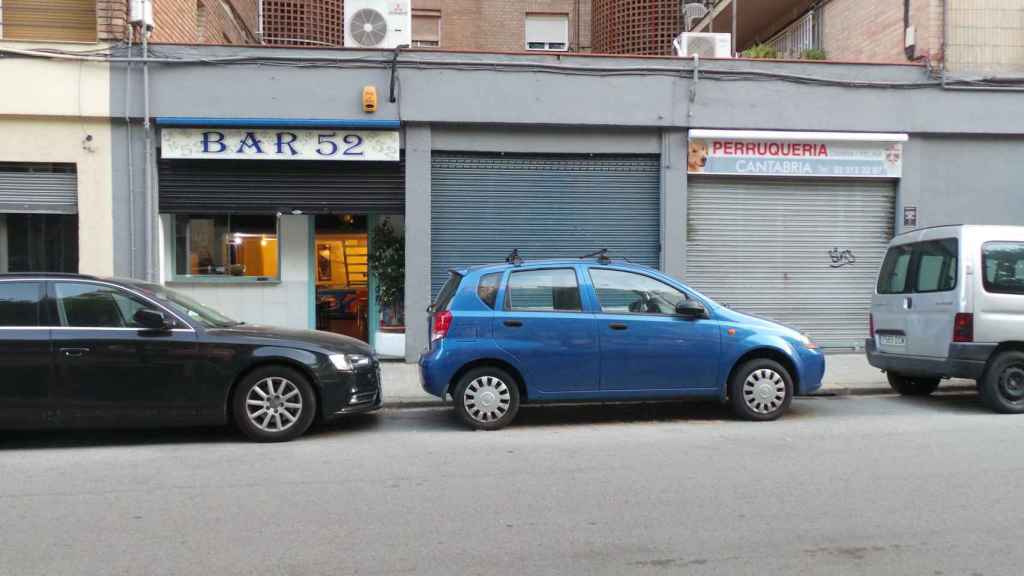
top-left (314, 214), bottom-right (369, 342)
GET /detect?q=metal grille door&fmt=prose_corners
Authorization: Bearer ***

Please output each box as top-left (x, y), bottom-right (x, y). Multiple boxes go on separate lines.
top-left (685, 177), bottom-right (896, 349)
top-left (158, 159), bottom-right (404, 214)
top-left (0, 163), bottom-right (77, 214)
top-left (431, 153), bottom-right (661, 295)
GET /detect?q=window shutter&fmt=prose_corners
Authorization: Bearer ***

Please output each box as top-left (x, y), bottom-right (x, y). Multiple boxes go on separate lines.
top-left (525, 14), bottom-right (568, 45)
top-left (2, 0), bottom-right (97, 42)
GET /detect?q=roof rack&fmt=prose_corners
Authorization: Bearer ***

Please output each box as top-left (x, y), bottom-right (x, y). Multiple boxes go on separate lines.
top-left (580, 249), bottom-right (612, 265)
top-left (505, 248), bottom-right (523, 265)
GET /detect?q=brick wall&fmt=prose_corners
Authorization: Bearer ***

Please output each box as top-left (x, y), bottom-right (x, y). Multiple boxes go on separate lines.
top-left (95, 0), bottom-right (257, 43)
top-left (407, 0), bottom-right (586, 52)
top-left (821, 0), bottom-right (943, 65)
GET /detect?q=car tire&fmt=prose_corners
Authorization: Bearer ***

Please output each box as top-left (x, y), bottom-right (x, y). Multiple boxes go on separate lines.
top-left (887, 373), bottom-right (940, 396)
top-left (978, 351), bottom-right (1024, 414)
top-left (453, 367), bottom-right (521, 430)
top-left (729, 359), bottom-right (793, 421)
top-left (233, 366), bottom-right (317, 442)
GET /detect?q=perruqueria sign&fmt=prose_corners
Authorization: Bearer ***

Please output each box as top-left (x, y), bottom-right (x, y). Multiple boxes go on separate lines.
top-left (687, 130), bottom-right (907, 178)
top-left (160, 127), bottom-right (401, 161)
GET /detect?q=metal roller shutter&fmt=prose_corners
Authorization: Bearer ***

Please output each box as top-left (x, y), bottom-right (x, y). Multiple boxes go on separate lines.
top-left (158, 159), bottom-right (404, 214)
top-left (431, 153), bottom-right (661, 296)
top-left (0, 163), bottom-right (77, 214)
top-left (685, 177), bottom-right (895, 349)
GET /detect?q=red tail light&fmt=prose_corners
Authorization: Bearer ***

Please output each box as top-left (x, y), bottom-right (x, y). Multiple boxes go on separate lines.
top-left (953, 313), bottom-right (974, 343)
top-left (432, 310), bottom-right (453, 342)
top-left (869, 313), bottom-right (875, 337)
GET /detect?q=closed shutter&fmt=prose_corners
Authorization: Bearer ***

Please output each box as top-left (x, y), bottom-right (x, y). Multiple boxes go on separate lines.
top-left (1, 0), bottom-right (97, 42)
top-left (685, 177), bottom-right (895, 349)
top-left (0, 163), bottom-right (77, 214)
top-left (431, 153), bottom-right (661, 296)
top-left (158, 159), bottom-right (404, 214)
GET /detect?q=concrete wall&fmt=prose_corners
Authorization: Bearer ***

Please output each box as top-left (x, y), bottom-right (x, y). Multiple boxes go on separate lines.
top-left (160, 214), bottom-right (312, 329)
top-left (0, 42), bottom-right (114, 276)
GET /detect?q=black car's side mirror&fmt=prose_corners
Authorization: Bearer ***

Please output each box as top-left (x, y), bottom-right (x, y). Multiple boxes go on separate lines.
top-left (675, 300), bottom-right (708, 319)
top-left (134, 308), bottom-right (172, 331)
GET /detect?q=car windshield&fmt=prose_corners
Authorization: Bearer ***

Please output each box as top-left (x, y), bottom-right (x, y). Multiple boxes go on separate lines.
top-left (128, 281), bottom-right (241, 328)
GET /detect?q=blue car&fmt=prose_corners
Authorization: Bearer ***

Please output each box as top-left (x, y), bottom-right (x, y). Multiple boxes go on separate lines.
top-left (420, 255), bottom-right (825, 430)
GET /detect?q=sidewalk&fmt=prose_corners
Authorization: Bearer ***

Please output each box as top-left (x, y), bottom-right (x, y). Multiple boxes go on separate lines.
top-left (378, 353), bottom-right (977, 408)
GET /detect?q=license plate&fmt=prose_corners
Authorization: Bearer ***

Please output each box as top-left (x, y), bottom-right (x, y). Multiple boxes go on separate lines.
top-left (879, 334), bottom-right (906, 346)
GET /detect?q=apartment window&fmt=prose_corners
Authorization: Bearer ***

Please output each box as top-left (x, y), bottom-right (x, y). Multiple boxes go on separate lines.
top-left (0, 0), bottom-right (97, 42)
top-left (525, 14), bottom-right (568, 51)
top-left (174, 215), bottom-right (279, 280)
top-left (412, 10), bottom-right (441, 47)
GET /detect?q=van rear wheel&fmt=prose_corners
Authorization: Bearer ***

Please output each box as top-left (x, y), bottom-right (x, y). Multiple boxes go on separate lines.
top-left (978, 351), bottom-right (1024, 414)
top-left (887, 373), bottom-right (940, 396)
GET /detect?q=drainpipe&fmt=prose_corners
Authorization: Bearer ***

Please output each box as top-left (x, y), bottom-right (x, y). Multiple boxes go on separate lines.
top-left (142, 17), bottom-right (154, 281)
top-left (125, 25), bottom-right (136, 278)
top-left (731, 0), bottom-right (738, 56)
top-left (904, 0), bottom-right (915, 60)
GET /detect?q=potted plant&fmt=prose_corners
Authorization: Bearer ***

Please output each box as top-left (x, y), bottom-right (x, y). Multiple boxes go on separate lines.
top-left (370, 218), bottom-right (405, 330)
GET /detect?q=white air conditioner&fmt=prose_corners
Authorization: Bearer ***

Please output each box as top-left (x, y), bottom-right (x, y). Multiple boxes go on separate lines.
top-left (673, 32), bottom-right (732, 58)
top-left (344, 0), bottom-right (411, 49)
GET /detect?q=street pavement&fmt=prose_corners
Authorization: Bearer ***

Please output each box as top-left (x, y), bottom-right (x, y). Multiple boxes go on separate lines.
top-left (2, 392), bottom-right (1022, 575)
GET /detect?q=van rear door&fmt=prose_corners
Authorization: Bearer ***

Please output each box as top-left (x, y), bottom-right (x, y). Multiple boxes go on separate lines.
top-left (872, 243), bottom-right (914, 354)
top-left (905, 238), bottom-right (959, 359)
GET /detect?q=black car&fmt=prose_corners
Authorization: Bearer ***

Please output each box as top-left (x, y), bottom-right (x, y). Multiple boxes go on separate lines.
top-left (0, 274), bottom-right (381, 442)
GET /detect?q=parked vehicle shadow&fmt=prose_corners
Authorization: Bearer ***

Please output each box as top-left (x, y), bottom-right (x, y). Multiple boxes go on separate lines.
top-left (890, 390), bottom-right (992, 414)
top-left (0, 413), bottom-right (385, 450)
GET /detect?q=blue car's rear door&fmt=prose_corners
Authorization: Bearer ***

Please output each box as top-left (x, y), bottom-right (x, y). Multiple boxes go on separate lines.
top-left (585, 267), bottom-right (720, 393)
top-left (493, 266), bottom-right (600, 397)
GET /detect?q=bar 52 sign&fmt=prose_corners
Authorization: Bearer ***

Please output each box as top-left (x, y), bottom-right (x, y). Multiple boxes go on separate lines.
top-left (160, 128), bottom-right (400, 161)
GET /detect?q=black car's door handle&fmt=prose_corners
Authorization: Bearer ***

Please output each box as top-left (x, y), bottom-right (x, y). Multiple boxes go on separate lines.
top-left (60, 347), bottom-right (90, 358)
top-left (503, 320), bottom-right (523, 327)
top-left (609, 323), bottom-right (628, 330)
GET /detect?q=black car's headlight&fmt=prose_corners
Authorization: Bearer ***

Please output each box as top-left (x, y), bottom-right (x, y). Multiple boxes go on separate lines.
top-left (329, 353), bottom-right (372, 371)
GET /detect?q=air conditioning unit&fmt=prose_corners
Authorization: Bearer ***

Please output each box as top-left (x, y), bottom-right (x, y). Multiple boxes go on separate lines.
top-left (344, 0), bottom-right (411, 49)
top-left (673, 32), bottom-right (732, 58)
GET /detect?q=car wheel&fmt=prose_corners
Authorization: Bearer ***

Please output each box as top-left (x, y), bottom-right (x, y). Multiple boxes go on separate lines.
top-left (729, 359), bottom-right (793, 421)
top-left (978, 351), bottom-right (1024, 414)
top-left (453, 367), bottom-right (520, 430)
top-left (887, 373), bottom-right (940, 396)
top-left (233, 366), bottom-right (317, 442)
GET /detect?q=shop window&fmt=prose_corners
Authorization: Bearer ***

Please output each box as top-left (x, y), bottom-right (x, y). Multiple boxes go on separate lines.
top-left (525, 14), bottom-right (568, 51)
top-left (412, 10), bottom-right (441, 47)
top-left (0, 214), bottom-right (78, 273)
top-left (174, 214), bottom-right (279, 280)
top-left (0, 0), bottom-right (98, 42)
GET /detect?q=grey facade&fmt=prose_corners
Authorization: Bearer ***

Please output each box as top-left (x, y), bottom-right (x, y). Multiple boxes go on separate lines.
top-left (109, 46), bottom-right (1024, 360)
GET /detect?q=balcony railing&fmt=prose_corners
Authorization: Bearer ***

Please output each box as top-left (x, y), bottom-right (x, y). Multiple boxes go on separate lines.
top-left (766, 9), bottom-right (818, 58)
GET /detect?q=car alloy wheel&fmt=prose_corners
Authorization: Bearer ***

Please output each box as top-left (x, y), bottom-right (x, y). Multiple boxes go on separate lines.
top-left (743, 368), bottom-right (787, 415)
top-left (463, 375), bottom-right (512, 424)
top-left (246, 376), bottom-right (303, 433)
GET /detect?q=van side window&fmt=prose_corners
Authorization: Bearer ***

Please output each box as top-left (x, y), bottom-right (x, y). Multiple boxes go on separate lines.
top-left (915, 239), bottom-right (958, 293)
top-left (877, 245), bottom-right (913, 294)
top-left (477, 272), bottom-right (502, 309)
top-left (982, 242), bottom-right (1024, 295)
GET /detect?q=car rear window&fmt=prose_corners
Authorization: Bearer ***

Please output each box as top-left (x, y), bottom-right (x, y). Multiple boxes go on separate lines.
top-left (506, 268), bottom-right (582, 312)
top-left (877, 245), bottom-right (913, 294)
top-left (433, 272), bottom-right (463, 311)
top-left (0, 281), bottom-right (42, 327)
top-left (477, 272), bottom-right (502, 309)
top-left (982, 241), bottom-right (1024, 295)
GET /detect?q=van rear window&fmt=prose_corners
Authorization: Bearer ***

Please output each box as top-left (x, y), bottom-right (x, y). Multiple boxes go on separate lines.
top-left (877, 245), bottom-right (913, 294)
top-left (983, 242), bottom-right (1024, 295)
top-left (433, 272), bottom-right (463, 311)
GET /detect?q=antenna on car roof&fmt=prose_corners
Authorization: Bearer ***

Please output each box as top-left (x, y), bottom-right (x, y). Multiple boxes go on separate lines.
top-left (505, 249), bottom-right (523, 265)
top-left (580, 248), bottom-right (611, 264)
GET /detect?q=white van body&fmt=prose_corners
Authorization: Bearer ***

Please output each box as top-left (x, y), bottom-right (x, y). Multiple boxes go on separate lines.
top-left (867, 225), bottom-right (1024, 411)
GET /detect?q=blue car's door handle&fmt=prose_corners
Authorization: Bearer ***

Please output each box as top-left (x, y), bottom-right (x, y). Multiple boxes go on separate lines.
top-left (503, 320), bottom-right (523, 327)
top-left (608, 323), bottom-right (628, 330)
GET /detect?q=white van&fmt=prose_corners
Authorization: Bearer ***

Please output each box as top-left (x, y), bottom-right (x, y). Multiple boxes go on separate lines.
top-left (867, 225), bottom-right (1024, 412)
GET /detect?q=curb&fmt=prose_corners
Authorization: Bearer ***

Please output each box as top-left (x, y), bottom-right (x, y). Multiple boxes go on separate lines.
top-left (379, 384), bottom-right (981, 409)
